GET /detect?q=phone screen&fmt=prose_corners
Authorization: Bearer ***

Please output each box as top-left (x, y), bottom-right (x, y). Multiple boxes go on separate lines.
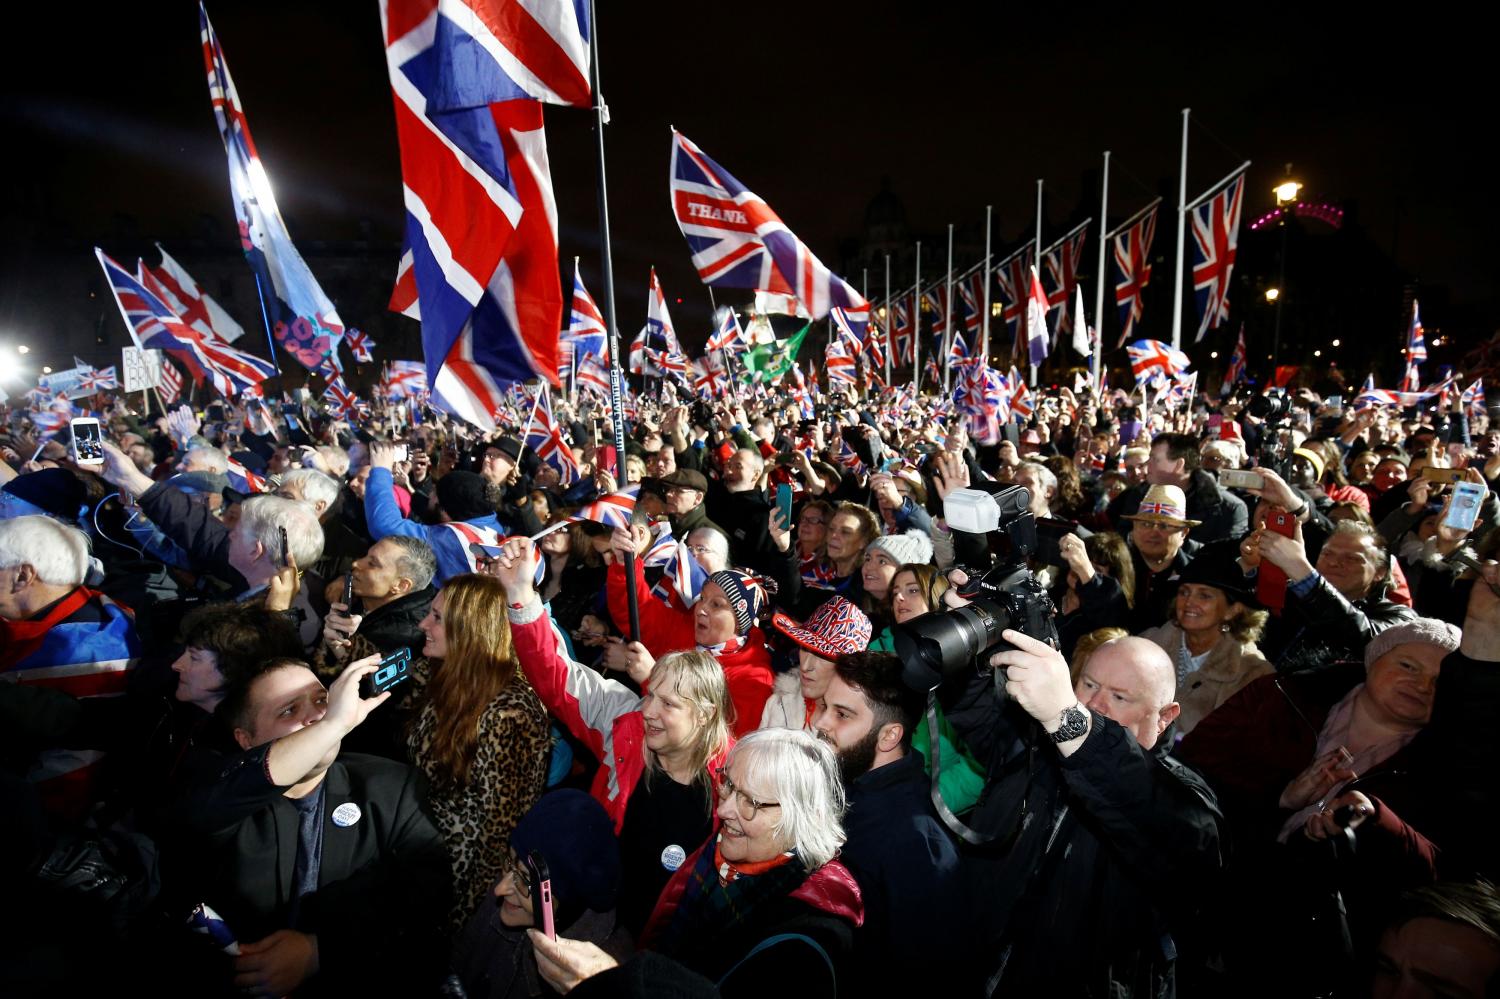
top-left (776, 483), bottom-right (793, 527)
top-left (1444, 482), bottom-right (1485, 533)
top-left (71, 420), bottom-right (104, 465)
top-left (394, 444), bottom-right (409, 463)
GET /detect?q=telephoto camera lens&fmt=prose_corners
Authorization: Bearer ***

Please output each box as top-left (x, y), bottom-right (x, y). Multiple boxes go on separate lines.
top-left (892, 598), bottom-right (1012, 692)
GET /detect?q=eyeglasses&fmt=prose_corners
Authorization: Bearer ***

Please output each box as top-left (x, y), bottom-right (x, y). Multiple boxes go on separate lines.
top-left (686, 544), bottom-right (714, 556)
top-left (799, 517), bottom-right (825, 527)
top-left (498, 848), bottom-right (533, 898)
top-left (715, 768), bottom-right (780, 821)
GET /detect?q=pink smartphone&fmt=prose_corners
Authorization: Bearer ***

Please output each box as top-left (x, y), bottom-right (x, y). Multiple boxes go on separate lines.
top-left (526, 851), bottom-right (555, 940)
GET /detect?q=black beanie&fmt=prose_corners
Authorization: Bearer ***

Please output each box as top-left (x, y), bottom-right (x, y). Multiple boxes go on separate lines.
top-left (435, 471), bottom-right (493, 522)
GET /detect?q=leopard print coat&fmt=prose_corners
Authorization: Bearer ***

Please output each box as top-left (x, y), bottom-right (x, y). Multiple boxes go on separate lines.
top-left (405, 657), bottom-right (551, 927)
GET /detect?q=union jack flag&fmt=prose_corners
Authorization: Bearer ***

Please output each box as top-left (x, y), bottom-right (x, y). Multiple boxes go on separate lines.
top-left (525, 386), bottom-right (580, 485)
top-left (577, 352), bottom-right (611, 396)
top-left (994, 249), bottom-right (1034, 362)
top-left (834, 438), bottom-right (865, 475)
top-left (1462, 377), bottom-right (1485, 413)
top-left (147, 244), bottom-right (247, 343)
top-left (1404, 299), bottom-right (1426, 391)
top-left (1400, 356), bottom-right (1422, 394)
top-left (380, 0), bottom-right (570, 429)
top-left (825, 339), bottom-right (857, 387)
top-left (1044, 223), bottom-right (1089, 341)
top-left (830, 306), bottom-right (866, 355)
top-left (707, 307), bottom-right (744, 353)
top-left (323, 377), bottom-right (360, 418)
top-left (1220, 324), bottom-right (1247, 396)
top-left (958, 271), bottom-right (986, 338)
top-left (1113, 204), bottom-right (1158, 348)
top-left (96, 249), bottom-right (275, 396)
top-left (566, 261), bottom-right (608, 362)
top-left (158, 359), bottom-right (185, 404)
top-left (948, 330), bottom-right (972, 363)
top-left (1190, 173), bottom-right (1246, 341)
top-left (383, 360), bottom-right (428, 399)
top-left (1009, 368), bottom-right (1034, 420)
top-left (923, 283), bottom-right (949, 341)
top-left (77, 364), bottom-right (119, 392)
top-left (345, 329), bottom-right (376, 364)
top-left (647, 528), bottom-right (708, 611)
top-left (892, 293), bottom-right (916, 366)
top-left (669, 130), bottom-right (868, 320)
top-left (226, 456), bottom-right (266, 494)
top-left (865, 317), bottom-right (888, 370)
top-left (201, 6), bottom-right (352, 374)
top-left (1128, 339), bottom-right (1192, 384)
top-left (567, 484), bottom-right (639, 529)
top-left (691, 354), bottom-right (728, 398)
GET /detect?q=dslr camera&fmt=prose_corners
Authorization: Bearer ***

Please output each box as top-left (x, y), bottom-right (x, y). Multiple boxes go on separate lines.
top-left (893, 484), bottom-right (1059, 693)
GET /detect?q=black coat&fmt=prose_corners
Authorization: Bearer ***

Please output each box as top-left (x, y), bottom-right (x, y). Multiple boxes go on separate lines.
top-left (943, 671), bottom-right (1223, 998)
top-left (1109, 470), bottom-right (1249, 544)
top-left (1258, 574), bottom-right (1416, 671)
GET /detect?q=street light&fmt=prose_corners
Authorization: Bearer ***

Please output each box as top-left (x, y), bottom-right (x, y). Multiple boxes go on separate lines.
top-left (1331, 338), bottom-right (1340, 347)
top-left (42, 366), bottom-right (52, 374)
top-left (1265, 288), bottom-right (1280, 302)
top-left (1270, 166), bottom-right (1300, 372)
top-left (17, 345), bottom-right (29, 354)
top-left (1274, 180), bottom-right (1303, 206)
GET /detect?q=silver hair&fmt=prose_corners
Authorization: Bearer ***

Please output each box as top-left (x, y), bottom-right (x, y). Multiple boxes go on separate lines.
top-left (237, 495), bottom-right (325, 568)
top-left (0, 515), bottom-right (90, 588)
top-left (735, 448), bottom-right (765, 479)
top-left (1201, 440), bottom-right (1245, 468)
top-left (378, 535), bottom-right (436, 591)
top-left (728, 728), bottom-right (847, 870)
top-left (279, 469), bottom-right (341, 513)
top-left (1019, 459), bottom-right (1057, 500)
top-left (183, 446), bottom-right (229, 475)
top-left (316, 446), bottom-right (351, 478)
top-left (687, 525), bottom-right (730, 563)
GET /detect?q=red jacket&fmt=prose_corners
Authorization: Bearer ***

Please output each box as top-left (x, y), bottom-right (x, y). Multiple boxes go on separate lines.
top-left (509, 597), bottom-right (727, 832)
top-left (606, 561), bottom-right (773, 736)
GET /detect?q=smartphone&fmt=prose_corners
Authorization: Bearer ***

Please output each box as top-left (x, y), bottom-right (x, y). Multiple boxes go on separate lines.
top-left (776, 483), bottom-right (793, 528)
top-left (1443, 481), bottom-right (1486, 533)
top-left (526, 852), bottom-right (556, 940)
top-left (358, 646), bottom-right (412, 698)
top-left (1326, 395), bottom-right (1343, 412)
top-left (278, 526), bottom-right (290, 568)
top-left (1218, 469), bottom-right (1265, 490)
top-left (1421, 466), bottom-right (1465, 485)
top-left (393, 444), bottom-right (409, 463)
top-left (1257, 510), bottom-right (1296, 614)
top-left (70, 418), bottom-right (104, 466)
top-left (342, 571), bottom-right (355, 608)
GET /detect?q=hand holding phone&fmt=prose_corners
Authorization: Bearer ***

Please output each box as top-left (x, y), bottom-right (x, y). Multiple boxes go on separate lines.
top-left (1442, 481), bottom-right (1486, 534)
top-left (278, 526), bottom-right (291, 568)
top-left (775, 483), bottom-right (793, 528)
top-left (526, 852), bottom-right (556, 940)
top-left (1256, 511), bottom-right (1297, 614)
top-left (358, 646), bottom-right (412, 698)
top-left (70, 418), bottom-right (104, 466)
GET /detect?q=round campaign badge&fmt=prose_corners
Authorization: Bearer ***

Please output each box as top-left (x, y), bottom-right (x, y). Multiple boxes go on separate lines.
top-left (660, 844), bottom-right (686, 872)
top-left (331, 802), bottom-right (362, 828)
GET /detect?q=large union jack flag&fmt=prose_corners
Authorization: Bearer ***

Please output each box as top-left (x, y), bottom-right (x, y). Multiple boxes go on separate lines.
top-left (381, 0), bottom-right (572, 430)
top-left (567, 260), bottom-right (608, 359)
top-left (1127, 339), bottom-right (1192, 384)
top-left (1113, 204), bottom-right (1158, 348)
top-left (200, 5), bottom-right (351, 375)
top-left (96, 248), bottom-right (275, 396)
top-left (77, 364), bottom-right (119, 392)
top-left (1044, 223), bottom-right (1089, 342)
top-left (1190, 172), bottom-right (1245, 341)
top-left (669, 130), bottom-right (868, 321)
top-left (994, 248), bottom-right (1034, 362)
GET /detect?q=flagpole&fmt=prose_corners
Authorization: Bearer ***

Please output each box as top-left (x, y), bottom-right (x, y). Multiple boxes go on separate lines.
top-left (943, 224), bottom-right (954, 394)
top-left (250, 270), bottom-right (285, 382)
top-left (982, 205), bottom-right (993, 364)
top-left (1170, 108), bottom-right (1189, 351)
top-left (912, 242), bottom-right (922, 395)
top-left (1093, 151), bottom-right (1110, 397)
top-left (1032, 180), bottom-right (1043, 388)
top-left (883, 254), bottom-right (892, 388)
top-left (587, 0), bottom-right (640, 642)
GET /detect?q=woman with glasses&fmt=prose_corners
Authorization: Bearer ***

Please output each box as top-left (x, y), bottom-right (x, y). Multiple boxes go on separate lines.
top-left (530, 729), bottom-right (864, 996)
top-left (490, 536), bottom-right (733, 938)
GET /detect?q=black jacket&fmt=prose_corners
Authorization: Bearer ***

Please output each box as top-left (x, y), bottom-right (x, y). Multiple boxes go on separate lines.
top-left (706, 481), bottom-right (781, 577)
top-left (943, 671), bottom-right (1223, 998)
top-left (1259, 574), bottom-right (1416, 671)
top-left (1109, 469), bottom-right (1249, 543)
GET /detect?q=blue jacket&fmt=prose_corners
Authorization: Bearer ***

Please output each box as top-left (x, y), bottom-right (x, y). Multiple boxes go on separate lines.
top-left (363, 468), bottom-right (506, 585)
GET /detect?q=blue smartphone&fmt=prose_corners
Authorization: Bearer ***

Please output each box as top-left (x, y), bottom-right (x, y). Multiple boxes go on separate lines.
top-left (776, 483), bottom-right (793, 528)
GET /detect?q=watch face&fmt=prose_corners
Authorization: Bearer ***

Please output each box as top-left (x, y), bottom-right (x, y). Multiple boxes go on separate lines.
top-left (1052, 706), bottom-right (1088, 743)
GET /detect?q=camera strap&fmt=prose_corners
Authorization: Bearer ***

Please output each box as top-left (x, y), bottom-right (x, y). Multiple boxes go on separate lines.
top-left (925, 673), bottom-right (1031, 848)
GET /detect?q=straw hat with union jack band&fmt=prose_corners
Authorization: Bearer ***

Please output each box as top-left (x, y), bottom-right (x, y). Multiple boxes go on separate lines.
top-left (1121, 484), bottom-right (1201, 528)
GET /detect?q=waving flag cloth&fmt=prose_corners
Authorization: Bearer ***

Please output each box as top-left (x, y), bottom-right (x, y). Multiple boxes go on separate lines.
top-left (345, 329), bottom-right (377, 364)
top-left (923, 283), bottom-right (949, 345)
top-left (1044, 223), bottom-right (1089, 341)
top-left (524, 385), bottom-right (581, 485)
top-left (707, 306), bottom-right (744, 353)
top-left (1070, 285), bottom-right (1092, 358)
top-left (566, 260), bottom-right (609, 360)
top-left (892, 294), bottom-right (915, 366)
top-left (323, 377), bottom-right (360, 418)
top-left (577, 352), bottom-right (611, 396)
top-left (1401, 300), bottom-right (1426, 392)
top-left (158, 358), bottom-right (185, 404)
top-left (1463, 377), bottom-right (1486, 414)
top-left (76, 362), bottom-right (119, 392)
top-left (669, 130), bottom-right (869, 323)
top-left (1128, 339), bottom-right (1192, 385)
top-left (1190, 172), bottom-right (1246, 341)
top-left (1025, 266), bottom-right (1050, 367)
top-left (1008, 367), bottom-right (1034, 420)
top-left (381, 0), bottom-right (576, 430)
top-left (829, 306), bottom-right (865, 355)
top-left (825, 339), bottom-right (857, 387)
top-left (200, 6), bottom-right (353, 375)
top-left (994, 248), bottom-right (1034, 361)
top-left (691, 355), bottom-right (728, 398)
top-left (383, 359), bottom-right (429, 399)
top-left (959, 271), bottom-right (986, 338)
top-left (147, 244), bottom-right (247, 343)
top-left (1221, 324), bottom-right (1248, 395)
top-left (566, 485), bottom-right (640, 529)
top-left (743, 325), bottom-right (809, 385)
top-left (1113, 203), bottom-right (1158, 347)
top-left (96, 249), bottom-right (275, 396)
top-left (643, 526), bottom-right (709, 611)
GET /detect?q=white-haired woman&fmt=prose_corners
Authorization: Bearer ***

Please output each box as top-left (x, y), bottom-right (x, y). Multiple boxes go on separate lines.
top-left (490, 536), bottom-right (733, 938)
top-left (529, 728), bottom-right (865, 996)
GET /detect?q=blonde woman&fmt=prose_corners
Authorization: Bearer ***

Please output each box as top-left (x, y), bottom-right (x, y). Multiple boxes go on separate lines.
top-left (490, 536), bottom-right (733, 937)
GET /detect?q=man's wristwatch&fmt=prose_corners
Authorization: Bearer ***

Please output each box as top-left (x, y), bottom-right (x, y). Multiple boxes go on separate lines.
top-left (1050, 703), bottom-right (1089, 744)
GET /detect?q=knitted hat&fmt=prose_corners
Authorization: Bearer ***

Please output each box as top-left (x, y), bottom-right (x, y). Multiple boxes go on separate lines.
top-left (866, 529), bottom-right (934, 568)
top-left (435, 470), bottom-right (493, 523)
top-left (772, 596), bottom-right (872, 660)
top-left (1122, 484), bottom-right (1201, 528)
top-left (509, 790), bottom-right (621, 923)
top-left (708, 569), bottom-right (765, 635)
top-left (1363, 617), bottom-right (1462, 669)
top-left (1, 468), bottom-right (86, 522)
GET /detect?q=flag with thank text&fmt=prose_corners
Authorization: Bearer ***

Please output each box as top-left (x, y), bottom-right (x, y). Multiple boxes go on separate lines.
top-left (669, 130), bottom-right (869, 323)
top-left (1221, 324), bottom-right (1247, 395)
top-left (1025, 266), bottom-right (1050, 367)
top-left (381, 0), bottom-right (577, 428)
top-left (146, 244), bottom-right (247, 343)
top-left (1113, 204), bottom-right (1158, 347)
top-left (1190, 172), bottom-right (1246, 341)
top-left (200, 5), bottom-right (352, 374)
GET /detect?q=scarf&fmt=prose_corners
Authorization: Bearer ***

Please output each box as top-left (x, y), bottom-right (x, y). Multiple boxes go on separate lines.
top-left (699, 634), bottom-right (746, 658)
top-left (0, 586), bottom-right (95, 670)
top-left (655, 835), bottom-right (808, 958)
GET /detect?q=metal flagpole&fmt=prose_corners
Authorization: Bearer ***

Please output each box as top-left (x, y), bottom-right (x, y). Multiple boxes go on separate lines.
top-left (982, 205), bottom-right (993, 363)
top-left (587, 0), bottom-right (639, 642)
top-left (1032, 180), bottom-right (1043, 387)
top-left (1093, 152), bottom-right (1110, 396)
top-left (1170, 108), bottom-right (1190, 351)
top-left (883, 254), bottom-right (892, 388)
top-left (943, 224), bottom-right (954, 393)
top-left (912, 242), bottom-right (922, 395)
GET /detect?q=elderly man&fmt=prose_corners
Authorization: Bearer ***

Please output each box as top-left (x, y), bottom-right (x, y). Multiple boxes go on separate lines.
top-left (1110, 432), bottom-right (1249, 543)
top-left (707, 448), bottom-right (781, 574)
top-left (930, 629), bottom-right (1222, 996)
top-left (176, 656), bottom-right (451, 997)
top-left (659, 468), bottom-right (718, 538)
top-left (0, 515), bottom-right (140, 820)
top-left (1122, 484), bottom-right (1201, 632)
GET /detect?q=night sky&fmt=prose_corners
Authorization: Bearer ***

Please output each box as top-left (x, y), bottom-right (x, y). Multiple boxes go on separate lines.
top-left (2, 1), bottom-right (1493, 376)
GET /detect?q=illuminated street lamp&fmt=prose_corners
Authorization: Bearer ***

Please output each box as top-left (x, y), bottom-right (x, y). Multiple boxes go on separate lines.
top-left (1269, 166), bottom-right (1300, 371)
top-left (1274, 180), bottom-right (1303, 206)
top-left (1264, 288), bottom-right (1280, 303)
top-left (17, 345), bottom-right (29, 354)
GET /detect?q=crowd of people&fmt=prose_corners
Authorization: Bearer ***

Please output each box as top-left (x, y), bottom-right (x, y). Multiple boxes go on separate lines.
top-left (2, 378), bottom-right (1498, 998)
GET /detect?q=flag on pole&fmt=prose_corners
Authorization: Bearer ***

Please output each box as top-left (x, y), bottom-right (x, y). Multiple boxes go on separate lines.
top-left (994, 249), bottom-right (1034, 360)
top-left (691, 354), bottom-right (728, 398)
top-left (892, 293), bottom-right (915, 365)
top-left (1070, 284), bottom-right (1091, 357)
top-left (1113, 204), bottom-right (1158, 347)
top-left (380, 0), bottom-right (570, 429)
top-left (577, 352), bottom-right (611, 396)
top-left (323, 377), bottom-right (360, 418)
top-left (146, 244), bottom-right (247, 343)
top-left (1025, 266), bottom-right (1050, 367)
top-left (958, 271), bottom-right (986, 338)
top-left (743, 325), bottom-right (810, 384)
top-left (1462, 377), bottom-right (1485, 413)
top-left (1127, 339), bottom-right (1192, 384)
top-left (566, 485), bottom-right (640, 529)
top-left (1221, 325), bottom-right (1247, 395)
top-left (382, 360), bottom-right (429, 399)
top-left (1044, 223), bottom-right (1089, 340)
top-left (524, 386), bottom-right (580, 485)
top-left (1190, 172), bottom-right (1246, 341)
top-left (669, 130), bottom-right (868, 321)
top-left (567, 261), bottom-right (609, 359)
top-left (200, 5), bottom-right (353, 374)
top-left (829, 306), bottom-right (866, 354)
top-left (158, 358), bottom-right (185, 404)
top-left (1401, 300), bottom-right (1426, 393)
top-left (707, 306), bottom-right (744, 353)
